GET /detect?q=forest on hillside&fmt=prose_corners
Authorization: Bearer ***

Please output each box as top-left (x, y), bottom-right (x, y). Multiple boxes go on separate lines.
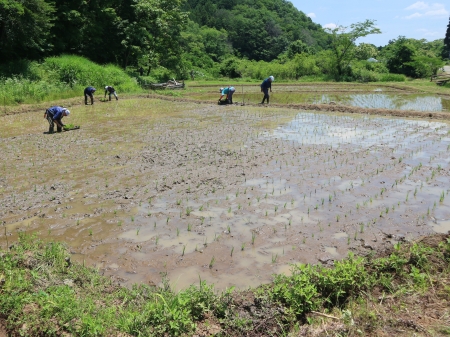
top-left (0, 0), bottom-right (449, 82)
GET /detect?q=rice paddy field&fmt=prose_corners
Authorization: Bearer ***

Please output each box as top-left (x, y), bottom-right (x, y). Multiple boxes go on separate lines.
top-left (1, 83), bottom-right (450, 291)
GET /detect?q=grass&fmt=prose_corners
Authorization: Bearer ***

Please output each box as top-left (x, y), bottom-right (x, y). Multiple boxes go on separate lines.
top-left (2, 233), bottom-right (450, 336)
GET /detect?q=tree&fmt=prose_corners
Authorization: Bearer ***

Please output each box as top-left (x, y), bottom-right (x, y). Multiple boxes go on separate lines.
top-left (325, 19), bottom-right (381, 79)
top-left (0, 0), bottom-right (54, 62)
top-left (444, 17), bottom-right (450, 59)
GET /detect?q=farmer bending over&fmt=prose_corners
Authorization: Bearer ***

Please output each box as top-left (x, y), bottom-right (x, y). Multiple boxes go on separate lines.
top-left (260, 76), bottom-right (274, 104)
top-left (104, 86), bottom-right (118, 101)
top-left (44, 106), bottom-right (70, 134)
top-left (219, 86), bottom-right (236, 104)
top-left (84, 86), bottom-right (96, 105)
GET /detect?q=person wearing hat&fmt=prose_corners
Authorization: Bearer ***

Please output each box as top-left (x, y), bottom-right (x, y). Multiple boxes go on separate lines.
top-left (218, 86), bottom-right (236, 104)
top-left (104, 86), bottom-right (118, 101)
top-left (84, 86), bottom-right (96, 105)
top-left (260, 76), bottom-right (274, 104)
top-left (44, 106), bottom-right (70, 133)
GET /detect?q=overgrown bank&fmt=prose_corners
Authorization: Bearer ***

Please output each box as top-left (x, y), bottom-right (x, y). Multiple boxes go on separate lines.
top-left (1, 233), bottom-right (449, 336)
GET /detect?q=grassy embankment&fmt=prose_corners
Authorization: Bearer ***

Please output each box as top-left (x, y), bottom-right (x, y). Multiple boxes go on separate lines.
top-left (0, 55), bottom-right (142, 112)
top-left (1, 233), bottom-right (450, 336)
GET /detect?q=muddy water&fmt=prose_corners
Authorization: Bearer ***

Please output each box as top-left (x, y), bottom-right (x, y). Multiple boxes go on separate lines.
top-left (1, 99), bottom-right (449, 291)
top-left (189, 88), bottom-right (450, 112)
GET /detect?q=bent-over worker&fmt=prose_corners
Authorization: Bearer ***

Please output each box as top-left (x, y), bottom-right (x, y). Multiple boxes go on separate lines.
top-left (44, 106), bottom-right (70, 133)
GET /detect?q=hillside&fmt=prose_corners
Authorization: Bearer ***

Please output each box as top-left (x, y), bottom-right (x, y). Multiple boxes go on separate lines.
top-left (183, 0), bottom-right (330, 61)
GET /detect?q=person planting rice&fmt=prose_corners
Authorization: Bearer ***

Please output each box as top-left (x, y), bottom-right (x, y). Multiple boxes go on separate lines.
top-left (84, 86), bottom-right (96, 105)
top-left (104, 86), bottom-right (118, 101)
top-left (218, 86), bottom-right (235, 104)
top-left (44, 106), bottom-right (70, 134)
top-left (260, 76), bottom-right (274, 104)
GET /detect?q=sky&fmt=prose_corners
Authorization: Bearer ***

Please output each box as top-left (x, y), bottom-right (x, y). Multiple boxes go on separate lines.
top-left (290, 0), bottom-right (449, 47)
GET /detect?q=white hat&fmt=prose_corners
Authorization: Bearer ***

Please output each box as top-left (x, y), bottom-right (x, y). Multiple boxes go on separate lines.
top-left (64, 109), bottom-right (70, 116)
top-left (230, 87), bottom-right (235, 92)
top-left (269, 76), bottom-right (274, 81)
top-left (220, 88), bottom-right (224, 92)
top-left (105, 86), bottom-right (108, 90)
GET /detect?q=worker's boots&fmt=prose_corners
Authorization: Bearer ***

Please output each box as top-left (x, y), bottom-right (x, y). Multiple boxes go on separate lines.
top-left (48, 126), bottom-right (54, 134)
top-left (57, 126), bottom-right (62, 132)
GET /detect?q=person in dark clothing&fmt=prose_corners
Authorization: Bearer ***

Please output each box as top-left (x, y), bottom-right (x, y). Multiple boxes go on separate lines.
top-left (260, 76), bottom-right (274, 104)
top-left (84, 86), bottom-right (96, 105)
top-left (104, 86), bottom-right (118, 101)
top-left (44, 106), bottom-right (70, 133)
top-left (139, 67), bottom-right (144, 76)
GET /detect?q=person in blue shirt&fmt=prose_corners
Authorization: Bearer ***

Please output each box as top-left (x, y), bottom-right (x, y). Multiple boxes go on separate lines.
top-left (84, 86), bottom-right (96, 105)
top-left (44, 106), bottom-right (70, 133)
top-left (104, 86), bottom-right (118, 101)
top-left (218, 86), bottom-right (236, 104)
top-left (260, 76), bottom-right (274, 104)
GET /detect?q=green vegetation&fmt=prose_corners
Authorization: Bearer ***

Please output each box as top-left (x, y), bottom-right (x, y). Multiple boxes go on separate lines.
top-left (1, 233), bottom-right (450, 336)
top-left (1, 0), bottom-right (447, 87)
top-left (0, 55), bottom-right (140, 105)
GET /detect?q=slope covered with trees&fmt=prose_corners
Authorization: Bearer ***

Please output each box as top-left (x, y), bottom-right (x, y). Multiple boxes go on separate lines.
top-left (183, 0), bottom-right (330, 61)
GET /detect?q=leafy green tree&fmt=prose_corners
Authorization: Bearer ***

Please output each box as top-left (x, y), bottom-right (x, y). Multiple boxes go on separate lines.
top-left (287, 40), bottom-right (312, 58)
top-left (406, 56), bottom-right (443, 77)
top-left (444, 17), bottom-right (450, 59)
top-left (325, 20), bottom-right (381, 79)
top-left (0, 0), bottom-right (54, 61)
top-left (354, 43), bottom-right (378, 61)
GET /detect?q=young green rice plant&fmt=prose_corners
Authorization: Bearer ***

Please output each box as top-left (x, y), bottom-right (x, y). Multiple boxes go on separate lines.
top-left (182, 245), bottom-right (186, 256)
top-left (209, 256), bottom-right (215, 269)
top-left (186, 207), bottom-right (192, 216)
top-left (176, 228), bottom-right (180, 237)
top-left (155, 236), bottom-right (159, 245)
top-left (199, 205), bottom-right (204, 211)
top-left (136, 227), bottom-right (140, 235)
top-left (251, 232), bottom-right (256, 245)
top-left (272, 254), bottom-right (278, 263)
top-left (231, 246), bottom-right (234, 256)
top-left (166, 217), bottom-right (170, 224)
top-left (241, 243), bottom-right (245, 251)
top-left (440, 191), bottom-right (445, 203)
top-left (274, 205), bottom-right (278, 213)
top-left (89, 229), bottom-right (93, 236)
top-left (131, 216), bottom-right (134, 222)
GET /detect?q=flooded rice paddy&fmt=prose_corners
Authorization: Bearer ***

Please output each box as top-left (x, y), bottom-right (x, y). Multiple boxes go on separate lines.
top-left (1, 94), bottom-right (450, 291)
top-left (189, 84), bottom-right (450, 112)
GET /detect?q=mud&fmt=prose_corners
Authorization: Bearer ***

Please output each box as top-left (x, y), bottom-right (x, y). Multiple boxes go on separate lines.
top-left (1, 90), bottom-right (450, 291)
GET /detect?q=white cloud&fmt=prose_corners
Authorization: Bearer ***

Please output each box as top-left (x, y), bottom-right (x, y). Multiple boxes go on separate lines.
top-left (405, 12), bottom-right (422, 19)
top-left (323, 23), bottom-right (337, 29)
top-left (403, 2), bottom-right (448, 18)
top-left (405, 1), bottom-right (428, 10)
top-left (416, 28), bottom-right (442, 37)
top-left (307, 12), bottom-right (316, 18)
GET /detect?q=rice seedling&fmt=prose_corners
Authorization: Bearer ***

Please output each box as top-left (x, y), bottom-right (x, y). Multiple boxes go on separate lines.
top-left (241, 243), bottom-right (245, 251)
top-left (272, 254), bottom-right (278, 263)
top-left (209, 256), bottom-right (215, 269)
top-left (136, 227), bottom-right (140, 235)
top-left (182, 245), bottom-right (186, 256)
top-left (251, 232), bottom-right (256, 245)
top-left (231, 246), bottom-right (234, 256)
top-left (155, 236), bottom-right (159, 245)
top-left (440, 191), bottom-right (445, 203)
